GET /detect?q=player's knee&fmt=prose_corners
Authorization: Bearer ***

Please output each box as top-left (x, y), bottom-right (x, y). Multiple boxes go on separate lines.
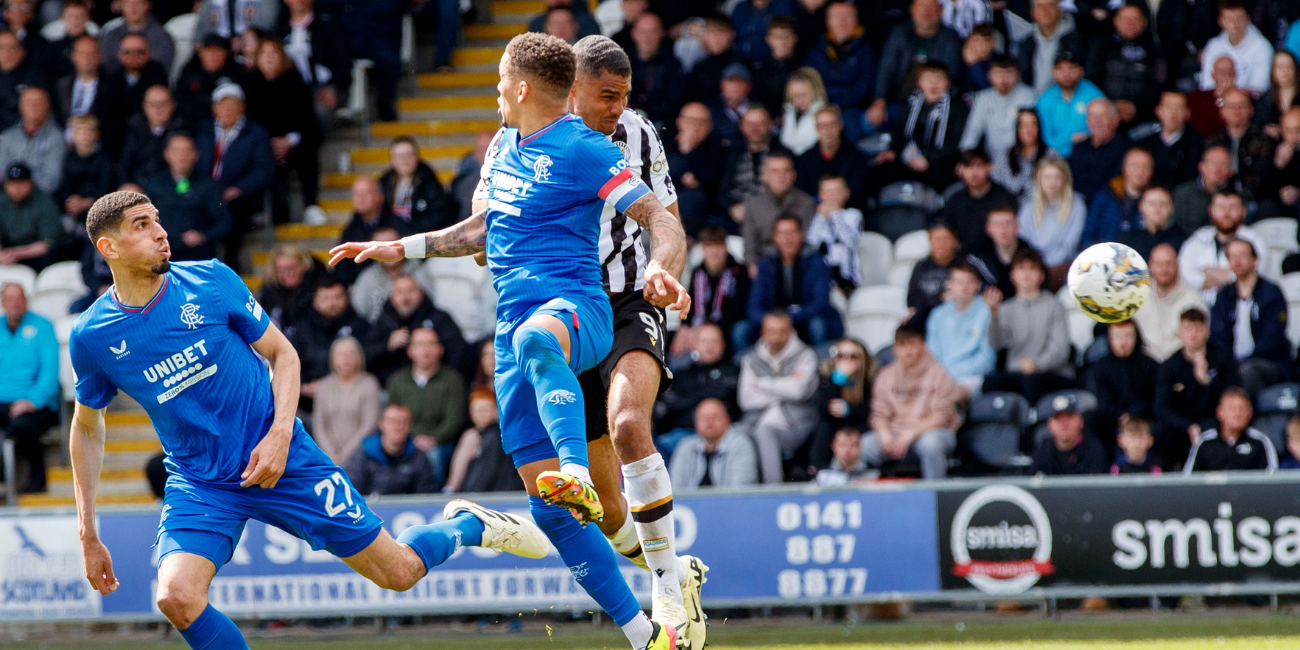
top-left (514, 325), bottom-right (565, 370)
top-left (156, 585), bottom-right (206, 629)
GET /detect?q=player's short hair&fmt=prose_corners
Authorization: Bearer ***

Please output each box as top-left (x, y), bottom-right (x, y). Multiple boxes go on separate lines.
top-left (504, 32), bottom-right (576, 100)
top-left (573, 35), bottom-right (631, 79)
top-left (86, 190), bottom-right (152, 241)
top-left (68, 113), bottom-right (98, 130)
top-left (1179, 307), bottom-right (1207, 324)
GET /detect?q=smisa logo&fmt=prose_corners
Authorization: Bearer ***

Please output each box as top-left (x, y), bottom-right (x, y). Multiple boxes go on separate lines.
top-left (950, 485), bottom-right (1054, 595)
top-left (1112, 502), bottom-right (1300, 571)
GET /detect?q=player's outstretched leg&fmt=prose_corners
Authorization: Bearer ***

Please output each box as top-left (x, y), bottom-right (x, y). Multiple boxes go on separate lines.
top-left (527, 493), bottom-right (675, 650)
top-left (156, 553), bottom-right (249, 650)
top-left (514, 320), bottom-right (604, 523)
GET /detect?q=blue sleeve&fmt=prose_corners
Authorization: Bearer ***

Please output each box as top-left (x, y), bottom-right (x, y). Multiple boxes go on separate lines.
top-left (70, 325), bottom-right (116, 409)
top-left (30, 318), bottom-right (60, 410)
top-left (209, 261), bottom-right (271, 344)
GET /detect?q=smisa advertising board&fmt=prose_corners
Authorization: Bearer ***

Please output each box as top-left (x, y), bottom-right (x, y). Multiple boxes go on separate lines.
top-left (937, 478), bottom-right (1300, 596)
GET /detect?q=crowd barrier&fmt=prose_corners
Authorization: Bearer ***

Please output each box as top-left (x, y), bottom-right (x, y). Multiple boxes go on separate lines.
top-left (3, 473), bottom-right (1300, 622)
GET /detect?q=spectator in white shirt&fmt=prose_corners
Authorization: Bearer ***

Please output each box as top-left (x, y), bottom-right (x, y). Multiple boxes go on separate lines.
top-left (1197, 0), bottom-right (1274, 95)
top-left (1177, 187), bottom-right (1265, 305)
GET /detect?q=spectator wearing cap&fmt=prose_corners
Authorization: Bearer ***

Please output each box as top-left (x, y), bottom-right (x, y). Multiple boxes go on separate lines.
top-left (0, 87), bottom-right (64, 194)
top-left (55, 35), bottom-right (107, 127)
top-left (0, 31), bottom-right (46, 132)
top-left (1154, 307), bottom-right (1241, 468)
top-left (1035, 48), bottom-right (1105, 158)
top-left (1184, 387), bottom-right (1278, 473)
top-left (803, 2), bottom-right (877, 140)
top-left (1136, 90), bottom-right (1206, 189)
top-left (1197, 0), bottom-right (1273, 96)
top-left (627, 12), bottom-right (685, 129)
top-left (862, 322), bottom-right (960, 479)
top-left (1015, 0), bottom-right (1084, 96)
top-left (868, 0), bottom-right (963, 132)
top-left (687, 15), bottom-right (742, 105)
top-left (143, 132), bottom-right (231, 261)
top-left (116, 85), bottom-right (184, 188)
top-left (196, 81), bottom-right (274, 271)
top-left (1086, 4), bottom-right (1162, 125)
top-left (793, 105), bottom-right (868, 210)
top-left (100, 33), bottom-right (169, 154)
top-left (959, 55), bottom-right (1037, 170)
top-left (100, 0), bottom-right (175, 73)
top-left (742, 215), bottom-right (840, 347)
top-left (710, 62), bottom-right (754, 147)
top-left (871, 61), bottom-right (967, 191)
top-left (0, 282), bottom-right (59, 493)
top-left (0, 162), bottom-right (62, 270)
top-left (1206, 88), bottom-right (1275, 202)
top-left (275, 0), bottom-right (352, 119)
top-left (174, 34), bottom-right (241, 130)
top-left (1028, 393), bottom-right (1108, 475)
top-left (1209, 239), bottom-right (1289, 396)
top-left (1068, 99), bottom-right (1131, 202)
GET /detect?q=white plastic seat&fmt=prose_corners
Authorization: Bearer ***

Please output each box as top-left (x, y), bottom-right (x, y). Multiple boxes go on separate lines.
top-left (0, 264), bottom-right (36, 295)
top-left (1067, 311), bottom-right (1096, 354)
top-left (726, 235), bottom-right (745, 263)
top-left (431, 277), bottom-right (485, 340)
top-left (847, 315), bottom-right (903, 353)
top-left (1284, 274), bottom-right (1300, 302)
top-left (1058, 285), bottom-right (1076, 310)
top-left (887, 260), bottom-right (917, 289)
top-left (892, 230), bottom-right (931, 264)
top-left (1289, 302), bottom-right (1300, 349)
top-left (29, 289), bottom-right (78, 321)
top-left (847, 285), bottom-right (907, 317)
top-left (857, 232), bottom-right (893, 287)
top-left (425, 255), bottom-right (490, 287)
top-left (1253, 218), bottom-right (1298, 252)
top-left (35, 261), bottom-right (87, 294)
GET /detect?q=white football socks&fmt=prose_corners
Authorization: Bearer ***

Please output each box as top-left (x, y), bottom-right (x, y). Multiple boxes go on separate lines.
top-left (560, 462), bottom-right (593, 486)
top-left (623, 453), bottom-right (682, 605)
top-left (621, 612), bottom-right (654, 650)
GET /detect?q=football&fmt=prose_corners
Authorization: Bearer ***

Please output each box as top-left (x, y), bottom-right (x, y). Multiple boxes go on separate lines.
top-left (1067, 243), bottom-right (1152, 324)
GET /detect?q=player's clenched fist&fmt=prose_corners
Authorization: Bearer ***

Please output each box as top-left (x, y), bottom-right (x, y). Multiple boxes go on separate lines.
top-left (328, 240), bottom-right (406, 266)
top-left (82, 538), bottom-right (119, 595)
top-left (643, 262), bottom-right (691, 314)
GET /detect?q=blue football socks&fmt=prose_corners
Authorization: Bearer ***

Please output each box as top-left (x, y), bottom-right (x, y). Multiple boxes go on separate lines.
top-left (177, 604), bottom-right (249, 650)
top-left (396, 512), bottom-right (486, 571)
top-left (529, 496), bottom-right (641, 626)
top-left (513, 324), bottom-right (589, 470)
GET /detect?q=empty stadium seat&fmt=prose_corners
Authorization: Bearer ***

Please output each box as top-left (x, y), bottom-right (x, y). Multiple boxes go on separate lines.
top-left (1253, 218), bottom-right (1298, 279)
top-left (1067, 311), bottom-right (1096, 356)
top-left (887, 260), bottom-right (916, 289)
top-left (727, 235), bottom-right (745, 262)
top-left (1254, 383), bottom-right (1300, 454)
top-left (857, 232), bottom-right (892, 286)
top-left (35, 261), bottom-right (87, 295)
top-left (55, 315), bottom-right (77, 403)
top-left (846, 286), bottom-right (907, 352)
top-left (0, 264), bottom-right (36, 296)
top-left (29, 289), bottom-right (78, 321)
top-left (892, 230), bottom-right (931, 265)
top-left (1288, 301), bottom-right (1300, 348)
top-left (1281, 273), bottom-right (1300, 301)
top-left (867, 182), bottom-right (942, 241)
top-left (960, 392), bottom-right (1030, 472)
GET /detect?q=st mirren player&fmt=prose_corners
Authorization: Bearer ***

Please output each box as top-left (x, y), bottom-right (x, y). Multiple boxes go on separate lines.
top-left (473, 35), bottom-right (707, 649)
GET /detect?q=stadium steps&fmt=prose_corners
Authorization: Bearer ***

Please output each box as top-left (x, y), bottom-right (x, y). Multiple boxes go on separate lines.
top-left (21, 400), bottom-right (161, 507)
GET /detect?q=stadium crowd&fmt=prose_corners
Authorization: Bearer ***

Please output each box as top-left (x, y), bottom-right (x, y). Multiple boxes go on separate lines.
top-left (8, 0), bottom-right (1300, 496)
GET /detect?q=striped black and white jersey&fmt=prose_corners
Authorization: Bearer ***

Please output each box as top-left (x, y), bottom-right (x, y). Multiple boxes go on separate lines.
top-left (473, 109), bottom-right (677, 294)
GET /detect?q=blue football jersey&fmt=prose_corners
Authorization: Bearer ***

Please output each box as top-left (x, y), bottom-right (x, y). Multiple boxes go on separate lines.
top-left (70, 260), bottom-right (278, 484)
top-left (481, 113), bottom-right (650, 323)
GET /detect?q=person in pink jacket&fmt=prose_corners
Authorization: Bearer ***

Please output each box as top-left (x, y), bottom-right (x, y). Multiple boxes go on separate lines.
top-left (864, 322), bottom-right (960, 478)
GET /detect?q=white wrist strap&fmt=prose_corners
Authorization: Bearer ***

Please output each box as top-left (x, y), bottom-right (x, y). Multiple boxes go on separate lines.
top-left (401, 234), bottom-right (426, 259)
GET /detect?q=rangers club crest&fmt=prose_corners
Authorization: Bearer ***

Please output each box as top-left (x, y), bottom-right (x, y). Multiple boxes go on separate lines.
top-left (533, 154), bottom-right (553, 181)
top-left (180, 303), bottom-right (204, 330)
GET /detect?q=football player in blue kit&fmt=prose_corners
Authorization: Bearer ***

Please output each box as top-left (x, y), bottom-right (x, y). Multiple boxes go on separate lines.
top-left (328, 33), bottom-right (689, 650)
top-left (69, 191), bottom-right (553, 650)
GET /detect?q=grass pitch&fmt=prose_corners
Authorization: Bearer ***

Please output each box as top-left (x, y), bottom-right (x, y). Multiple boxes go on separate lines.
top-left (6, 613), bottom-right (1300, 649)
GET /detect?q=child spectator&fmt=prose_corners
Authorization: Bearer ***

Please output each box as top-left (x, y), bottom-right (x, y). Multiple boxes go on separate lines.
top-left (926, 260), bottom-right (995, 398)
top-left (806, 175), bottom-right (862, 294)
top-left (984, 247), bottom-right (1073, 404)
top-left (1111, 416), bottom-right (1163, 474)
top-left (815, 428), bottom-right (875, 485)
top-left (863, 323), bottom-right (960, 479)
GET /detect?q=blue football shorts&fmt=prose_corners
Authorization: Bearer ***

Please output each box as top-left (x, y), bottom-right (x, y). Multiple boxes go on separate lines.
top-left (155, 425), bottom-right (385, 570)
top-left (494, 295), bottom-right (614, 468)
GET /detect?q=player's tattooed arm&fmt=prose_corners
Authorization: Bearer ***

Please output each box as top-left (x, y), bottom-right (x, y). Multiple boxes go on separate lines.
top-left (423, 208), bottom-right (488, 257)
top-left (624, 193), bottom-right (691, 312)
top-left (624, 193), bottom-right (686, 278)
